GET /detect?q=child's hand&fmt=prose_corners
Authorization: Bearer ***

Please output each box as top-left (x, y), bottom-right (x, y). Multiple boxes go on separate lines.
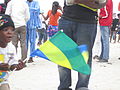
top-left (0, 63), bottom-right (9, 71)
top-left (10, 60), bottom-right (26, 71)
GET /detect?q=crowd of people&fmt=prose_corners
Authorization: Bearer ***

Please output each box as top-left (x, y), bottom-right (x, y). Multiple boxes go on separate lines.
top-left (0, 0), bottom-right (120, 90)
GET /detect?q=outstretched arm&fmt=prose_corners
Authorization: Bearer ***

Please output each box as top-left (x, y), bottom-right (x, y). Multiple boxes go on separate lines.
top-left (41, 13), bottom-right (49, 21)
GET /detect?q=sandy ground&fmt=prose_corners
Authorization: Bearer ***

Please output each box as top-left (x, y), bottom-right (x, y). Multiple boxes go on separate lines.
top-left (7, 41), bottom-right (120, 90)
top-left (8, 26), bottom-right (120, 90)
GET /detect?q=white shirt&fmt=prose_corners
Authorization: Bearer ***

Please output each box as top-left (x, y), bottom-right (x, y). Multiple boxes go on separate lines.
top-left (5, 0), bottom-right (30, 28)
top-left (0, 42), bottom-right (18, 85)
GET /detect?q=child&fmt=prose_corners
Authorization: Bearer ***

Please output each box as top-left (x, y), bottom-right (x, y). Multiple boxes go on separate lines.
top-left (37, 14), bottom-right (48, 46)
top-left (0, 14), bottom-right (25, 90)
top-left (41, 1), bottom-right (62, 38)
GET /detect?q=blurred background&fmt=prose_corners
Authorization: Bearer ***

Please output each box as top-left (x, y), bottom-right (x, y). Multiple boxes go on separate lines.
top-left (1, 0), bottom-right (119, 14)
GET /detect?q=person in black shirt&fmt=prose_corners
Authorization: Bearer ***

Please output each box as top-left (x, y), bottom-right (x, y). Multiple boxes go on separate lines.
top-left (57, 0), bottom-right (107, 90)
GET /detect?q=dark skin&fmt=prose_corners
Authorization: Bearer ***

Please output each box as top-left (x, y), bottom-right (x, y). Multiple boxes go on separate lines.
top-left (41, 4), bottom-right (62, 21)
top-left (0, 26), bottom-right (25, 71)
top-left (0, 26), bottom-right (14, 48)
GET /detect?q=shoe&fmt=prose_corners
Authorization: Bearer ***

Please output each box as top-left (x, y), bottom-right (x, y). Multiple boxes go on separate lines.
top-left (37, 42), bottom-right (42, 46)
top-left (93, 55), bottom-right (99, 59)
top-left (28, 57), bottom-right (34, 63)
top-left (97, 59), bottom-right (108, 63)
top-left (95, 56), bottom-right (101, 60)
top-left (77, 87), bottom-right (89, 90)
top-left (61, 88), bottom-right (72, 90)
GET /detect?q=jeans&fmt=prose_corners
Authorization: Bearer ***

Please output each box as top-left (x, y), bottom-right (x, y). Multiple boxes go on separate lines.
top-left (100, 26), bottom-right (110, 60)
top-left (58, 18), bottom-right (97, 90)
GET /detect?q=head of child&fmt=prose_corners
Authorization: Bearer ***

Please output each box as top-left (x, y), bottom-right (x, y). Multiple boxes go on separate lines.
top-left (52, 1), bottom-right (59, 15)
top-left (0, 14), bottom-right (15, 48)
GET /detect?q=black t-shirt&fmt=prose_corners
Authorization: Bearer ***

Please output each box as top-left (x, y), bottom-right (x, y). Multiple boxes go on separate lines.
top-left (111, 18), bottom-right (119, 31)
top-left (62, 4), bottom-right (98, 24)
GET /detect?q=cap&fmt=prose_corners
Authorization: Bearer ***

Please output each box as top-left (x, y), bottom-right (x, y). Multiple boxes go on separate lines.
top-left (0, 14), bottom-right (15, 30)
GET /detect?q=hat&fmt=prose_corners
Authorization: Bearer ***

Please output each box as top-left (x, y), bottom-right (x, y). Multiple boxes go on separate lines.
top-left (0, 14), bottom-right (15, 30)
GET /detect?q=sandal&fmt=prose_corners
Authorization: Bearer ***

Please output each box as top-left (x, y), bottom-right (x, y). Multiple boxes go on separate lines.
top-left (28, 57), bottom-right (34, 63)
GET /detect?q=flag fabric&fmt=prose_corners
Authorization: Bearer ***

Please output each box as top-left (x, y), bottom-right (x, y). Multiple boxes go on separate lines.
top-left (31, 31), bottom-right (91, 75)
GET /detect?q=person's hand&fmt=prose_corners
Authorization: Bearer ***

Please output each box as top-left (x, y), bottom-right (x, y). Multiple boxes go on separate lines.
top-left (99, 15), bottom-right (103, 18)
top-left (10, 60), bottom-right (26, 71)
top-left (58, 5), bottom-right (63, 12)
top-left (0, 63), bottom-right (9, 71)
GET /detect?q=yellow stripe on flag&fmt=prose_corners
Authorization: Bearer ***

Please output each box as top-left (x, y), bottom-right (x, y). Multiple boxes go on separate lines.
top-left (0, 54), bottom-right (4, 63)
top-left (81, 51), bottom-right (89, 63)
top-left (39, 41), bottom-right (72, 69)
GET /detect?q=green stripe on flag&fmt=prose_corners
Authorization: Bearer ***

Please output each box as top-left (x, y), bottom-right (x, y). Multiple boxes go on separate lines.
top-left (39, 41), bottom-right (72, 69)
top-left (50, 31), bottom-right (90, 74)
top-left (38, 31), bottom-right (91, 74)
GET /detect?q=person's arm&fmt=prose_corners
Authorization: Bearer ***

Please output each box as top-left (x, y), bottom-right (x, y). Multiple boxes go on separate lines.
top-left (0, 63), bottom-right (10, 71)
top-left (99, 6), bottom-right (108, 19)
top-left (58, 5), bottom-right (63, 13)
top-left (0, 60), bottom-right (25, 71)
top-left (41, 11), bottom-right (49, 21)
top-left (67, 0), bottom-right (107, 9)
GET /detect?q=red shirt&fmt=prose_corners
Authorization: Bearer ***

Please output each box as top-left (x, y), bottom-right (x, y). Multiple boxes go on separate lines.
top-left (47, 10), bottom-right (61, 26)
top-left (118, 2), bottom-right (120, 11)
top-left (99, 0), bottom-right (113, 26)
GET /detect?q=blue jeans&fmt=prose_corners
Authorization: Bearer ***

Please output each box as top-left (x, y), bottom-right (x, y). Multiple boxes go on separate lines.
top-left (58, 18), bottom-right (97, 90)
top-left (100, 26), bottom-right (110, 60)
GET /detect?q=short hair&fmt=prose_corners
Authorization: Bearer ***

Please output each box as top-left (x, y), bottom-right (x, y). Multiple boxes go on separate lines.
top-left (52, 1), bottom-right (59, 7)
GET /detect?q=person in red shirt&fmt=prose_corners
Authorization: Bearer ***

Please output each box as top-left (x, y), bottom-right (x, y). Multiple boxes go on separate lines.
top-left (42, 1), bottom-right (62, 38)
top-left (118, 2), bottom-right (120, 11)
top-left (97, 0), bottom-right (113, 62)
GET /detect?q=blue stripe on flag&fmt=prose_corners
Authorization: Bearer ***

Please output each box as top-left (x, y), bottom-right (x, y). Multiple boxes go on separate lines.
top-left (30, 49), bottom-right (49, 60)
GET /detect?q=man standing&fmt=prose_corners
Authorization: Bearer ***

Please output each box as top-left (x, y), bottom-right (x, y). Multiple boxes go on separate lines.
top-left (97, 0), bottom-right (113, 62)
top-left (57, 0), bottom-right (107, 90)
top-left (5, 0), bottom-right (30, 61)
top-left (26, 0), bottom-right (42, 63)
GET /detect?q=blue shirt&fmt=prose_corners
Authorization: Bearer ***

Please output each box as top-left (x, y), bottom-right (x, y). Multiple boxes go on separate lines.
top-left (26, 1), bottom-right (42, 29)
